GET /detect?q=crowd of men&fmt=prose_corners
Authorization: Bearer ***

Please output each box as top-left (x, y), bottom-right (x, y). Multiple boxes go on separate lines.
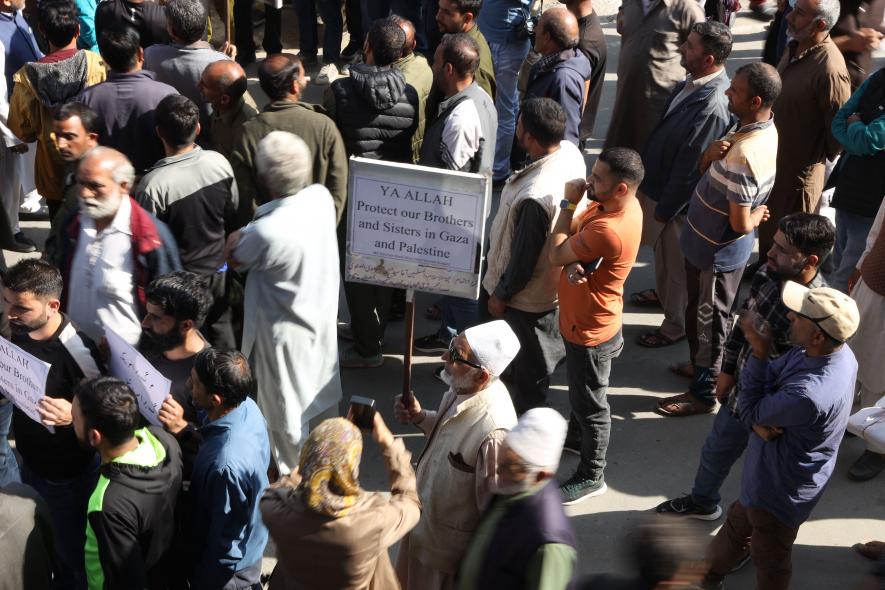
top-left (0, 0), bottom-right (883, 588)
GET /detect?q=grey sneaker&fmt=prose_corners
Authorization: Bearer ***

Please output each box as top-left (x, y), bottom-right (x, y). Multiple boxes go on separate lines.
top-left (559, 474), bottom-right (607, 506)
top-left (654, 494), bottom-right (723, 521)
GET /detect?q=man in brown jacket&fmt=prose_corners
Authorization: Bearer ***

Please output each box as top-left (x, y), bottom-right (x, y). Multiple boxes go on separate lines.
top-left (757, 0), bottom-right (851, 259)
top-left (604, 0), bottom-right (704, 153)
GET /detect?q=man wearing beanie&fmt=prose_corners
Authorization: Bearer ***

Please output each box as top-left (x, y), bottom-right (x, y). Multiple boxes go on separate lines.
top-left (702, 284), bottom-right (859, 590)
top-left (459, 408), bottom-right (577, 589)
top-left (394, 320), bottom-right (519, 590)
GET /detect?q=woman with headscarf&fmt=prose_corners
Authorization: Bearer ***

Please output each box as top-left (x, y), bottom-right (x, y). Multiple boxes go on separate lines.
top-left (260, 414), bottom-right (420, 590)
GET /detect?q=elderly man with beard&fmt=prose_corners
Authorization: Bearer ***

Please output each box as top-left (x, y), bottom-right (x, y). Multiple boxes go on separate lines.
top-left (47, 147), bottom-right (181, 347)
top-left (656, 213), bottom-right (834, 522)
top-left (1, 258), bottom-right (103, 589)
top-left (394, 319), bottom-right (519, 590)
top-left (459, 407), bottom-right (578, 589)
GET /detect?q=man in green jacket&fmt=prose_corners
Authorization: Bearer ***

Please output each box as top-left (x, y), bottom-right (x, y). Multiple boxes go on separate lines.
top-left (391, 15), bottom-right (434, 163)
top-left (229, 54), bottom-right (348, 227)
top-left (434, 0), bottom-right (496, 100)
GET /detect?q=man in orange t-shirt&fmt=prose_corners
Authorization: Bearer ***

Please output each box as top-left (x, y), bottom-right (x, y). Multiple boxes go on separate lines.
top-left (547, 147), bottom-right (644, 506)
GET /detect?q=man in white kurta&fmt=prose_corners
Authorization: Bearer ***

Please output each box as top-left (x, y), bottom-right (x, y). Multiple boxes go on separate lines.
top-left (230, 131), bottom-right (342, 474)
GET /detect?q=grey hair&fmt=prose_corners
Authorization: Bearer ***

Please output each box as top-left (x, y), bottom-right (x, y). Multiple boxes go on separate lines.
top-left (255, 131), bottom-right (312, 198)
top-left (89, 146), bottom-right (135, 188)
top-left (815, 0), bottom-right (840, 31)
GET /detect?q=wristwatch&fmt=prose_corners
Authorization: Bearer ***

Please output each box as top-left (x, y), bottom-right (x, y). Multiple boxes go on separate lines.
top-left (559, 199), bottom-right (577, 211)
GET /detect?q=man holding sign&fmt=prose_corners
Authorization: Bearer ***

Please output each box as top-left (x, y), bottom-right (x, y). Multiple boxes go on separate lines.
top-left (2, 259), bottom-right (104, 589)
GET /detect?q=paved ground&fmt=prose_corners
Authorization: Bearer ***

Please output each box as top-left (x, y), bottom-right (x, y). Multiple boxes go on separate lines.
top-left (9, 5), bottom-right (885, 587)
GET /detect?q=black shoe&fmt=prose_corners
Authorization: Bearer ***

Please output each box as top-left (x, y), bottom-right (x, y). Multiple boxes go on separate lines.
top-left (432, 365), bottom-right (445, 384)
top-left (5, 232), bottom-right (37, 253)
top-left (340, 40), bottom-right (361, 62)
top-left (654, 494), bottom-right (722, 520)
top-left (559, 473), bottom-right (607, 506)
top-left (414, 334), bottom-right (449, 354)
top-left (235, 52), bottom-right (256, 67)
top-left (297, 52), bottom-right (319, 67)
top-left (847, 450), bottom-right (885, 481)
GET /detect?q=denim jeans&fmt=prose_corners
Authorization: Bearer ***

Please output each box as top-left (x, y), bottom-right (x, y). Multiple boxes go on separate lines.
top-left (830, 209), bottom-right (874, 293)
top-left (691, 405), bottom-right (749, 507)
top-left (0, 400), bottom-right (21, 486)
top-left (564, 330), bottom-right (624, 481)
top-left (21, 459), bottom-right (99, 590)
top-left (488, 38), bottom-right (531, 181)
top-left (293, 0), bottom-right (344, 62)
top-left (435, 295), bottom-right (479, 341)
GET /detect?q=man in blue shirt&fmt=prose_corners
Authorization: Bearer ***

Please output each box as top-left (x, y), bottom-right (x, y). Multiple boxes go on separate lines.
top-left (188, 347), bottom-right (269, 589)
top-left (702, 283), bottom-right (859, 590)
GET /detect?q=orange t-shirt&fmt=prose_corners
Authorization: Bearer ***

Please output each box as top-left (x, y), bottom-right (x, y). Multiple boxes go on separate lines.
top-left (558, 198), bottom-right (642, 347)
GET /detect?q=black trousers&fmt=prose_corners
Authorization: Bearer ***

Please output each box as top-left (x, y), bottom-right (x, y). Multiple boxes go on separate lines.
top-left (233, 0), bottom-right (282, 60)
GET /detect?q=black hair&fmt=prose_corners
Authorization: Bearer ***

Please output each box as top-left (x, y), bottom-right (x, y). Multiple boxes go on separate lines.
top-left (54, 102), bottom-right (100, 134)
top-left (597, 147), bottom-right (646, 187)
top-left (449, 0), bottom-right (483, 16)
top-left (690, 20), bottom-right (733, 64)
top-left (3, 259), bottom-right (64, 299)
top-left (778, 213), bottom-right (835, 263)
top-left (258, 54), bottom-right (302, 101)
top-left (98, 24), bottom-right (141, 72)
top-left (386, 14), bottom-right (413, 57)
top-left (75, 377), bottom-right (141, 447)
top-left (38, 0), bottom-right (80, 48)
top-left (368, 18), bottom-right (406, 66)
top-left (193, 348), bottom-right (255, 408)
top-left (735, 62), bottom-right (782, 107)
top-left (146, 271), bottom-right (211, 326)
top-left (154, 94), bottom-right (200, 149)
top-left (632, 520), bottom-right (706, 587)
top-left (520, 97), bottom-right (566, 147)
top-left (164, 0), bottom-right (207, 44)
top-left (438, 33), bottom-right (479, 78)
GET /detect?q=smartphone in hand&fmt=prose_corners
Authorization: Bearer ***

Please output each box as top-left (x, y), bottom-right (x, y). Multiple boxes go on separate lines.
top-left (348, 396), bottom-right (376, 430)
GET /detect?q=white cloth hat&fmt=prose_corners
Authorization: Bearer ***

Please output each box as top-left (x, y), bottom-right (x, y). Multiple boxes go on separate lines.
top-left (506, 408), bottom-right (568, 471)
top-left (462, 320), bottom-right (521, 376)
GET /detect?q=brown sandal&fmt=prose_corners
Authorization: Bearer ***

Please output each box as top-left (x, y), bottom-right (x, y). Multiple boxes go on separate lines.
top-left (656, 392), bottom-right (715, 417)
top-left (637, 329), bottom-right (685, 348)
top-left (853, 541), bottom-right (885, 561)
top-left (629, 289), bottom-right (662, 307)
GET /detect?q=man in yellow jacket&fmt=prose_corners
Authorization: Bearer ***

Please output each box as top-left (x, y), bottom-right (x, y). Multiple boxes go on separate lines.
top-left (9, 0), bottom-right (104, 221)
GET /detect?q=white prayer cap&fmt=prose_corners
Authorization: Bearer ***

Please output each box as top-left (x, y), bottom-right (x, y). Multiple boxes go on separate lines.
top-left (506, 408), bottom-right (568, 471)
top-left (463, 320), bottom-right (521, 376)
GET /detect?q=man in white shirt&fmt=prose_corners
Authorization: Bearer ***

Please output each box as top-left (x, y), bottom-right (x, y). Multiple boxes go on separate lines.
top-left (49, 147), bottom-right (180, 346)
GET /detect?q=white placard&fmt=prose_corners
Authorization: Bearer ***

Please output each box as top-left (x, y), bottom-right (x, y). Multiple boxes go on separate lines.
top-left (0, 337), bottom-right (53, 432)
top-left (345, 157), bottom-right (490, 299)
top-left (105, 328), bottom-right (171, 427)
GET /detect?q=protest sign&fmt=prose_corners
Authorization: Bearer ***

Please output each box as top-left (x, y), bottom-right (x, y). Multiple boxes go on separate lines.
top-left (345, 157), bottom-right (490, 299)
top-left (105, 328), bottom-right (171, 427)
top-left (0, 337), bottom-right (52, 432)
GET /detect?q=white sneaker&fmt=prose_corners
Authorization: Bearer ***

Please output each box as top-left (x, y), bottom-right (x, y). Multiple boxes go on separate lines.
top-left (315, 62), bottom-right (339, 85)
top-left (19, 190), bottom-right (44, 213)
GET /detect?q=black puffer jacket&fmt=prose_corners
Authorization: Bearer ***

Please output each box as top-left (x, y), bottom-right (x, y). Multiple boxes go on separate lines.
top-left (325, 64), bottom-right (418, 163)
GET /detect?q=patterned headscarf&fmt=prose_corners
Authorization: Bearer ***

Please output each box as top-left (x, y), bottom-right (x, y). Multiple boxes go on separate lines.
top-left (297, 418), bottom-right (363, 518)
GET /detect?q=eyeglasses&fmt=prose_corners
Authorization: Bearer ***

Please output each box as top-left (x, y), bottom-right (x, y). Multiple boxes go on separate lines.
top-left (448, 339), bottom-right (484, 371)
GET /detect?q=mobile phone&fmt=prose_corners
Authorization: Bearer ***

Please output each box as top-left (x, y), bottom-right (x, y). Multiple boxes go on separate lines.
top-left (575, 257), bottom-right (603, 277)
top-left (348, 396), bottom-right (376, 430)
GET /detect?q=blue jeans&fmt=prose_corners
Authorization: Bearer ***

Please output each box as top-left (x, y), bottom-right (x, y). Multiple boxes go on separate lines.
top-left (436, 295), bottom-right (480, 340)
top-left (21, 459), bottom-right (99, 590)
top-left (293, 0), bottom-right (343, 62)
top-left (830, 209), bottom-right (874, 293)
top-left (489, 38), bottom-right (531, 181)
top-left (691, 405), bottom-right (749, 507)
top-left (0, 400), bottom-right (20, 486)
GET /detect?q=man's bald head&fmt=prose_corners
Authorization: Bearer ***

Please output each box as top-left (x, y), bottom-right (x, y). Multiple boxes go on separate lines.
top-left (388, 14), bottom-right (416, 57)
top-left (538, 7), bottom-right (580, 53)
top-left (200, 60), bottom-right (248, 109)
top-left (258, 53), bottom-right (305, 101)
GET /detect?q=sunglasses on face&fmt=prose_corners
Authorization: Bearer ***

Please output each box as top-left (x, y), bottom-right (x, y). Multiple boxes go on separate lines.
top-left (448, 339), bottom-right (484, 371)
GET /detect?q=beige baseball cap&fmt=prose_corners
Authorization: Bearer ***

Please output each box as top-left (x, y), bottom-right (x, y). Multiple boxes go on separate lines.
top-left (782, 281), bottom-right (860, 343)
